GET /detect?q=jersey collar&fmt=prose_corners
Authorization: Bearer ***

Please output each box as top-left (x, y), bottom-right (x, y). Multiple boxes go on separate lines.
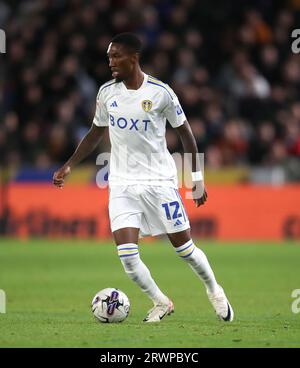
top-left (121, 73), bottom-right (148, 95)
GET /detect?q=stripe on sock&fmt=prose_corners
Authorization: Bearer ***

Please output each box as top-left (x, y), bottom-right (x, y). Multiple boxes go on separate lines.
top-left (117, 243), bottom-right (139, 258)
top-left (175, 241), bottom-right (195, 258)
top-left (119, 252), bottom-right (139, 258)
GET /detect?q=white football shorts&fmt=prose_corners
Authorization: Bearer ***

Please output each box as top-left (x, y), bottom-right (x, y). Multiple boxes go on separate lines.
top-left (109, 185), bottom-right (190, 237)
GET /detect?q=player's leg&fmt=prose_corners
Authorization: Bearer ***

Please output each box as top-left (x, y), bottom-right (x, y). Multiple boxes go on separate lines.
top-left (168, 229), bottom-right (234, 322)
top-left (109, 186), bottom-right (171, 322)
top-left (168, 228), bottom-right (219, 294)
top-left (143, 186), bottom-right (219, 295)
top-left (113, 226), bottom-right (172, 321)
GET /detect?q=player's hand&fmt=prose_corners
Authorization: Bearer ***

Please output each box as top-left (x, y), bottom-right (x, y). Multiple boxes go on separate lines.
top-left (192, 181), bottom-right (208, 207)
top-left (53, 165), bottom-right (71, 188)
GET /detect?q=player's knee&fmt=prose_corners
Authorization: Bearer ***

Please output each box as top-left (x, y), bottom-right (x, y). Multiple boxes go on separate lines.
top-left (168, 229), bottom-right (191, 247)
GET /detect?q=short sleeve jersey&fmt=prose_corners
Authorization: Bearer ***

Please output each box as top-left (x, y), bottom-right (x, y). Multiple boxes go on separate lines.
top-left (93, 73), bottom-right (187, 188)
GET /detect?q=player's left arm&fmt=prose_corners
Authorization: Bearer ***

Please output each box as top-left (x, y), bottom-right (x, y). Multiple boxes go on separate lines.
top-left (176, 121), bottom-right (208, 207)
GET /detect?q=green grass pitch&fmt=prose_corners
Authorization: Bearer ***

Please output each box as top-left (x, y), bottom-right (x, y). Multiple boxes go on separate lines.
top-left (0, 239), bottom-right (299, 348)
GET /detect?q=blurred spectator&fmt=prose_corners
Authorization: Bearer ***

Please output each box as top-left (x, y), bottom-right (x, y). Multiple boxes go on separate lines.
top-left (248, 121), bottom-right (276, 165)
top-left (0, 0), bottom-right (299, 183)
top-left (217, 118), bottom-right (249, 166)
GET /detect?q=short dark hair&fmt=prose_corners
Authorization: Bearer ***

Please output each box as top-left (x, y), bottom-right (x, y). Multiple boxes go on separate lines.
top-left (111, 32), bottom-right (142, 53)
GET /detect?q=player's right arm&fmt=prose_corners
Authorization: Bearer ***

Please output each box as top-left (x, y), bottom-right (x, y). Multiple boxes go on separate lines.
top-left (53, 124), bottom-right (106, 188)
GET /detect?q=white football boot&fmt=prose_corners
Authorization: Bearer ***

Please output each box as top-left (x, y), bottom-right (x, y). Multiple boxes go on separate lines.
top-left (207, 285), bottom-right (234, 322)
top-left (143, 299), bottom-right (174, 323)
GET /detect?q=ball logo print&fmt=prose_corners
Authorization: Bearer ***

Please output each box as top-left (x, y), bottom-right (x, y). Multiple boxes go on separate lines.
top-left (0, 289), bottom-right (6, 313)
top-left (291, 289), bottom-right (300, 314)
top-left (91, 288), bottom-right (130, 323)
top-left (291, 29), bottom-right (300, 54)
top-left (107, 290), bottom-right (119, 316)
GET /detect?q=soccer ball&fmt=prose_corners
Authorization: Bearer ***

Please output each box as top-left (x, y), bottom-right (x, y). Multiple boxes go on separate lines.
top-left (91, 288), bottom-right (130, 323)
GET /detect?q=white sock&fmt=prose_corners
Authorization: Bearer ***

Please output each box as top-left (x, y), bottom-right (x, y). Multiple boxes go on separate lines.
top-left (117, 243), bottom-right (169, 305)
top-left (175, 240), bottom-right (219, 294)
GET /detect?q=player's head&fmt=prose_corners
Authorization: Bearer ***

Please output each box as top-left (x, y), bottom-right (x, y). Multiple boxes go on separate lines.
top-left (107, 33), bottom-right (142, 82)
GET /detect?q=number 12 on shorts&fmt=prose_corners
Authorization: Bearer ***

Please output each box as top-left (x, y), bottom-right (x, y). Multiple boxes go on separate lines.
top-left (162, 201), bottom-right (183, 220)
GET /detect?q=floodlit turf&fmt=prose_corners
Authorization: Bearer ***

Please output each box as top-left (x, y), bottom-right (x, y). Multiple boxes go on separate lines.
top-left (0, 239), bottom-right (299, 348)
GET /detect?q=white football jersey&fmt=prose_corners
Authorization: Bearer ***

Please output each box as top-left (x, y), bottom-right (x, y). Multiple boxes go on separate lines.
top-left (93, 73), bottom-right (187, 187)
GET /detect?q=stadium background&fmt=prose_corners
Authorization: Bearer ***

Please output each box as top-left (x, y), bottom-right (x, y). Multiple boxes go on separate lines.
top-left (1, 0), bottom-right (300, 241)
top-left (0, 0), bottom-right (300, 348)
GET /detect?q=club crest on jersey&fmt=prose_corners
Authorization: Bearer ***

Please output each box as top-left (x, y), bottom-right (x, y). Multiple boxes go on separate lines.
top-left (141, 100), bottom-right (152, 112)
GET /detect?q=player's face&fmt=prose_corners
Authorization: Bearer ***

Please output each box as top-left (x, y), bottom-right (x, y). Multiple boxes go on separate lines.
top-left (107, 42), bottom-right (136, 81)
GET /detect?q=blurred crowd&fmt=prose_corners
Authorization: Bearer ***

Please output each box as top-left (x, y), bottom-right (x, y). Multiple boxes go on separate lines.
top-left (1, 0), bottom-right (300, 180)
